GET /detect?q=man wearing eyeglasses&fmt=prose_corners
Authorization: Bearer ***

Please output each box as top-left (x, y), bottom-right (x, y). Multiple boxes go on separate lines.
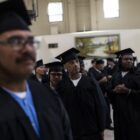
top-left (44, 59), bottom-right (64, 92)
top-left (0, 0), bottom-right (73, 140)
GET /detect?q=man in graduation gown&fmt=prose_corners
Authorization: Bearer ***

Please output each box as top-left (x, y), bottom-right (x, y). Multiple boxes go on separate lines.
top-left (88, 59), bottom-right (107, 95)
top-left (78, 56), bottom-right (88, 76)
top-left (44, 59), bottom-right (64, 92)
top-left (107, 48), bottom-right (140, 140)
top-left (104, 58), bottom-right (117, 80)
top-left (56, 48), bottom-right (107, 140)
top-left (0, 0), bottom-right (73, 140)
top-left (29, 59), bottom-right (49, 84)
top-left (88, 59), bottom-right (113, 130)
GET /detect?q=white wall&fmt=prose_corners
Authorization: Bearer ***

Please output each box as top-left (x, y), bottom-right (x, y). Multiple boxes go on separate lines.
top-left (35, 29), bottom-right (140, 69)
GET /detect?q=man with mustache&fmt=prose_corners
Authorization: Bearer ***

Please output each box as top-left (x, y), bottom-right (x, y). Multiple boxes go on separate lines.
top-left (0, 0), bottom-right (73, 140)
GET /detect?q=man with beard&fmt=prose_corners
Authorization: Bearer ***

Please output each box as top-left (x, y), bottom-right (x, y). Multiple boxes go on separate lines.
top-left (108, 48), bottom-right (140, 140)
top-left (56, 48), bottom-right (107, 140)
top-left (0, 0), bottom-right (73, 140)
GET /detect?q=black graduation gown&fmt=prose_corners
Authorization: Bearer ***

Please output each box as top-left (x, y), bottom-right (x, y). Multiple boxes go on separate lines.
top-left (107, 70), bottom-right (140, 140)
top-left (88, 68), bottom-right (107, 95)
top-left (104, 65), bottom-right (118, 77)
top-left (57, 75), bottom-right (106, 140)
top-left (88, 68), bottom-right (112, 128)
top-left (0, 80), bottom-right (73, 140)
top-left (28, 73), bottom-right (49, 84)
top-left (88, 68), bottom-right (105, 81)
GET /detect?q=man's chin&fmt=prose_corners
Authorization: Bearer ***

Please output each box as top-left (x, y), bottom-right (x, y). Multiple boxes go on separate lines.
top-left (17, 68), bottom-right (33, 79)
top-left (123, 67), bottom-right (132, 71)
top-left (21, 63), bottom-right (34, 72)
top-left (13, 74), bottom-right (30, 82)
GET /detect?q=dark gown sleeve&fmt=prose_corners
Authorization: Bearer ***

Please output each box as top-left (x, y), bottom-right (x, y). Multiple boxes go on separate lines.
top-left (58, 97), bottom-right (73, 140)
top-left (44, 83), bottom-right (73, 140)
top-left (107, 71), bottom-right (140, 105)
top-left (129, 72), bottom-right (140, 96)
top-left (87, 73), bottom-right (107, 130)
top-left (90, 78), bottom-right (107, 132)
top-left (106, 76), bottom-right (116, 106)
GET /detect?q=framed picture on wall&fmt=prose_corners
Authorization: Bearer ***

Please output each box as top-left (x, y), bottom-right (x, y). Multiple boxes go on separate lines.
top-left (75, 34), bottom-right (120, 58)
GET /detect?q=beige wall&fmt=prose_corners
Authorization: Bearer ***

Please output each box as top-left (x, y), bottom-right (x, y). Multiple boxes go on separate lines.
top-left (97, 0), bottom-right (140, 29)
top-left (26, 0), bottom-right (140, 35)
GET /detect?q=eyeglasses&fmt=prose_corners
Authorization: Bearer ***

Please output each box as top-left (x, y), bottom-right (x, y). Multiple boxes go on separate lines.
top-left (50, 72), bottom-right (63, 76)
top-left (0, 35), bottom-right (40, 50)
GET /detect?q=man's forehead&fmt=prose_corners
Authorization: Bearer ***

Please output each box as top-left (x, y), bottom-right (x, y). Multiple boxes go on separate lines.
top-left (67, 58), bottom-right (79, 63)
top-left (0, 30), bottom-right (32, 38)
top-left (122, 54), bottom-right (133, 58)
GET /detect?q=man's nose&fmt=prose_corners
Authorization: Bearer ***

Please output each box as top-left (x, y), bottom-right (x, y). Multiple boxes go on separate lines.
top-left (20, 43), bottom-right (36, 53)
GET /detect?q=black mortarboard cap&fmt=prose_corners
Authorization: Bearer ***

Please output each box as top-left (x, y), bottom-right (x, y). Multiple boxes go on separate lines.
top-left (35, 59), bottom-right (43, 68)
top-left (45, 61), bottom-right (63, 72)
top-left (96, 59), bottom-right (104, 65)
top-left (91, 58), bottom-right (97, 64)
top-left (56, 48), bottom-right (80, 64)
top-left (115, 48), bottom-right (134, 58)
top-left (107, 58), bottom-right (114, 62)
top-left (0, 0), bottom-right (31, 34)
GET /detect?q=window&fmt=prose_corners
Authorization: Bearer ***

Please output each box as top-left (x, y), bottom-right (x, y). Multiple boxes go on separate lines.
top-left (48, 2), bottom-right (63, 22)
top-left (103, 0), bottom-right (119, 18)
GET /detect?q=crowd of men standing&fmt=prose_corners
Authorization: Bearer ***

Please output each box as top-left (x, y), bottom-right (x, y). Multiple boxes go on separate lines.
top-left (0, 0), bottom-right (140, 140)
top-left (29, 47), bottom-right (140, 140)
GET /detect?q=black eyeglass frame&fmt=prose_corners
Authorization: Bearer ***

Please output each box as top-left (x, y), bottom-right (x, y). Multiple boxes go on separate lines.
top-left (50, 72), bottom-right (63, 77)
top-left (0, 35), bottom-right (40, 50)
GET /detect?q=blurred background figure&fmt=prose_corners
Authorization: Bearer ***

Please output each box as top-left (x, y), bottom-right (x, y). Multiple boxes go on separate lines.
top-left (78, 55), bottom-right (87, 76)
top-left (88, 59), bottom-right (107, 86)
top-left (104, 58), bottom-right (117, 81)
top-left (29, 59), bottom-right (49, 84)
top-left (88, 59), bottom-right (113, 130)
top-left (137, 62), bottom-right (140, 71)
top-left (88, 58), bottom-right (97, 71)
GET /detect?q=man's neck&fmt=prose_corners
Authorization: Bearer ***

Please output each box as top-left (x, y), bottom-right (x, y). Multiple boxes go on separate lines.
top-left (0, 80), bottom-right (26, 92)
top-left (36, 73), bottom-right (42, 79)
top-left (121, 68), bottom-right (130, 72)
top-left (69, 73), bottom-right (81, 80)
